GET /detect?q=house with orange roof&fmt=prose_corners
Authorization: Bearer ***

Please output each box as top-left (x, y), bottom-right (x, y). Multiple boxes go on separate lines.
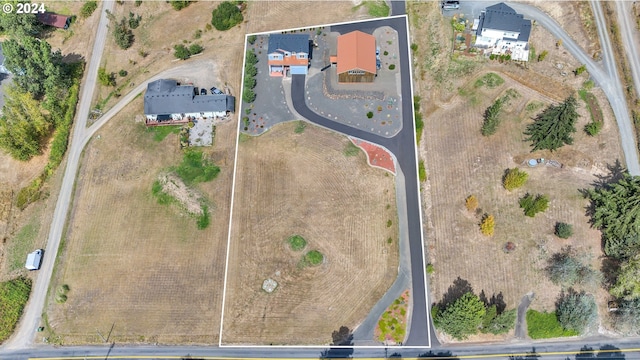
top-left (36, 12), bottom-right (71, 30)
top-left (267, 34), bottom-right (310, 77)
top-left (332, 31), bottom-right (377, 83)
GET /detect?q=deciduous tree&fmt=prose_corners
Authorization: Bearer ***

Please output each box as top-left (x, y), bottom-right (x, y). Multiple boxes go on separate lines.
top-left (211, 1), bottom-right (243, 31)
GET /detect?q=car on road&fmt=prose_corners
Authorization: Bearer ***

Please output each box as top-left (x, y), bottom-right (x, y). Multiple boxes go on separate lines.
top-left (25, 249), bottom-right (43, 270)
top-left (442, 1), bottom-right (460, 10)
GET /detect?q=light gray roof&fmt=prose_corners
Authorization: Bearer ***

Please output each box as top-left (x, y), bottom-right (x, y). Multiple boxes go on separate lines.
top-left (478, 3), bottom-right (531, 42)
top-left (268, 34), bottom-right (309, 54)
top-left (144, 79), bottom-right (234, 115)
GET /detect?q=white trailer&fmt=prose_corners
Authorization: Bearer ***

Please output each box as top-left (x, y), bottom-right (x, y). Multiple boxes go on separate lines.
top-left (25, 249), bottom-right (43, 270)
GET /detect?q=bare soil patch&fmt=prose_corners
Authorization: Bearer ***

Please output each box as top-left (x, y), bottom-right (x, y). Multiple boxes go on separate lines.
top-left (222, 122), bottom-right (399, 345)
top-left (157, 173), bottom-right (206, 216)
top-left (45, 96), bottom-right (236, 345)
top-left (419, 72), bottom-right (623, 342)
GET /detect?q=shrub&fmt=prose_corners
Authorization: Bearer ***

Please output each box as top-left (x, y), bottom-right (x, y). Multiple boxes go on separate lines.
top-left (248, 35), bottom-right (257, 44)
top-left (480, 307), bottom-right (516, 335)
top-left (537, 50), bottom-right (548, 62)
top-left (288, 235), bottom-right (307, 251)
top-left (189, 43), bottom-right (203, 55)
top-left (243, 76), bottom-right (256, 89)
top-left (546, 247), bottom-right (600, 286)
top-left (113, 18), bottom-right (134, 49)
top-left (194, 29), bottom-right (202, 39)
top-left (304, 250), bottom-right (323, 266)
top-left (80, 1), bottom-right (98, 18)
top-left (465, 195), bottom-right (478, 212)
top-left (554, 222), bottom-right (573, 239)
top-left (556, 289), bottom-right (597, 333)
top-left (411, 43), bottom-right (418, 52)
top-left (242, 88), bottom-right (256, 103)
top-left (389, 64), bottom-right (396, 70)
top-left (367, 111), bottom-right (374, 119)
top-left (584, 121), bottom-right (603, 136)
top-left (294, 121), bottom-right (306, 134)
top-left (426, 263), bottom-right (434, 274)
top-left (197, 205), bottom-right (210, 229)
top-left (128, 12), bottom-right (142, 29)
top-left (211, 1), bottom-right (243, 31)
top-left (170, 1), bottom-right (192, 10)
top-left (118, 69), bottom-right (127, 77)
top-left (387, 219), bottom-right (392, 227)
top-left (583, 79), bottom-right (595, 90)
top-left (480, 214), bottom-right (495, 236)
top-left (418, 160), bottom-right (427, 182)
top-left (174, 44), bottom-right (190, 60)
top-left (519, 193), bottom-right (549, 217)
top-left (574, 64), bottom-right (587, 76)
top-left (481, 96), bottom-right (505, 136)
top-left (383, 50), bottom-right (389, 56)
top-left (502, 168), bottom-right (528, 191)
top-left (97, 68), bottom-right (115, 86)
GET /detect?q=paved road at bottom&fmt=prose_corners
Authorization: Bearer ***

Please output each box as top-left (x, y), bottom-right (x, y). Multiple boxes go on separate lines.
top-left (1, 0), bottom-right (115, 351)
top-left (292, 14), bottom-right (434, 348)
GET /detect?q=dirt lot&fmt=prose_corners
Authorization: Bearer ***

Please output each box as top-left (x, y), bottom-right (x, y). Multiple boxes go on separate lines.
top-left (45, 96), bottom-right (237, 344)
top-left (222, 122), bottom-right (399, 345)
top-left (409, 1), bottom-right (624, 342)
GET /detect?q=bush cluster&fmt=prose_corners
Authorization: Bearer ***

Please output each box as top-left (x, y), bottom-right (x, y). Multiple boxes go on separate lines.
top-left (243, 49), bottom-right (258, 103)
top-left (519, 193), bottom-right (549, 217)
top-left (211, 1), bottom-right (243, 31)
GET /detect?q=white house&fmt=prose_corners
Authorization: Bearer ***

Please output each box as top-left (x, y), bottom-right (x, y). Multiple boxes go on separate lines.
top-left (144, 79), bottom-right (235, 125)
top-left (475, 3), bottom-right (532, 61)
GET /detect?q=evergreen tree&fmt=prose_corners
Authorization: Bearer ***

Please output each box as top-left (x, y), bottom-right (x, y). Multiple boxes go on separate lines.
top-left (611, 254), bottom-right (640, 300)
top-left (556, 289), bottom-right (597, 333)
top-left (0, 85), bottom-right (51, 160)
top-left (0, 1), bottom-right (42, 37)
top-left (211, 1), bottom-right (243, 31)
top-left (524, 95), bottom-right (579, 152)
top-left (433, 292), bottom-right (486, 339)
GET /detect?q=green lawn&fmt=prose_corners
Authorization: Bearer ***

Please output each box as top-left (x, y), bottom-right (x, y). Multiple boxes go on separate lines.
top-left (526, 310), bottom-right (579, 339)
top-left (6, 213), bottom-right (41, 272)
top-left (146, 125), bottom-right (181, 142)
top-left (173, 150), bottom-right (220, 185)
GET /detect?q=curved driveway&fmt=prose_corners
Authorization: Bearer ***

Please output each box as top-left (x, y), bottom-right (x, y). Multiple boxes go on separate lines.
top-left (292, 15), bottom-right (433, 347)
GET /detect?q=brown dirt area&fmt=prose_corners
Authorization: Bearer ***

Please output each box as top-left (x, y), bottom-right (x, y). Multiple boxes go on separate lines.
top-left (222, 122), bottom-right (399, 345)
top-left (93, 1), bottom-right (368, 118)
top-left (45, 96), bottom-right (237, 345)
top-left (157, 173), bottom-right (206, 216)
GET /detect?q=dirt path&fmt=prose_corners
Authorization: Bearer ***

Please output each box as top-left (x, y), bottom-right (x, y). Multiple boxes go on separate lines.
top-left (515, 293), bottom-right (534, 340)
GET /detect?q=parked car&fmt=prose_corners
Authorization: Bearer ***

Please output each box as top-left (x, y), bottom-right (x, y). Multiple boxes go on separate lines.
top-left (442, 1), bottom-right (460, 10)
top-left (25, 249), bottom-right (43, 270)
top-left (200, 88), bottom-right (207, 95)
top-left (210, 86), bottom-right (223, 95)
top-left (193, 87), bottom-right (199, 96)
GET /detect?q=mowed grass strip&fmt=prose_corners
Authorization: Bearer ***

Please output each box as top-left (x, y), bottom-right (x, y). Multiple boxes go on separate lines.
top-left (0, 277), bottom-right (31, 342)
top-left (147, 125), bottom-right (181, 142)
top-left (526, 309), bottom-right (578, 339)
top-left (6, 214), bottom-right (40, 272)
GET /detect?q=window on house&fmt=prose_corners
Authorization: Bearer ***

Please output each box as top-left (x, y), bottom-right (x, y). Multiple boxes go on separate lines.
top-left (348, 70), bottom-right (365, 75)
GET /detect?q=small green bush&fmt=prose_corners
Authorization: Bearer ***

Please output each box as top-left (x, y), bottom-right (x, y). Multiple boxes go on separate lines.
top-left (418, 160), bottom-right (427, 182)
top-left (584, 121), bottom-right (603, 136)
top-left (294, 121), bottom-right (306, 134)
top-left (411, 43), bottom-right (418, 52)
top-left (197, 205), bottom-right (210, 230)
top-left (502, 168), bottom-right (528, 191)
top-left (174, 44), bottom-right (191, 60)
top-left (387, 219), bottom-right (392, 227)
top-left (426, 264), bottom-right (434, 274)
top-left (243, 88), bottom-right (256, 103)
top-left (367, 111), bottom-right (374, 119)
top-left (170, 1), bottom-right (192, 10)
top-left (304, 250), bottom-right (323, 266)
top-left (118, 69), bottom-right (128, 77)
top-left (247, 35), bottom-right (257, 44)
top-left (80, 1), bottom-right (98, 18)
top-left (555, 222), bottom-right (573, 239)
top-left (519, 193), bottom-right (549, 217)
top-left (389, 64), bottom-right (396, 70)
top-left (288, 235), bottom-right (307, 251)
top-left (189, 44), bottom-right (203, 55)
top-left (537, 50), bottom-right (548, 62)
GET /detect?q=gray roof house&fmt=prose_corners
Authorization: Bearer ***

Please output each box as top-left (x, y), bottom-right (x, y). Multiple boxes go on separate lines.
top-left (267, 34), bottom-right (310, 76)
top-left (475, 3), bottom-right (531, 61)
top-left (144, 79), bottom-right (235, 124)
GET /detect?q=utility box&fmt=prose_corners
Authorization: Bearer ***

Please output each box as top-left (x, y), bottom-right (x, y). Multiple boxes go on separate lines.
top-left (25, 249), bottom-right (43, 271)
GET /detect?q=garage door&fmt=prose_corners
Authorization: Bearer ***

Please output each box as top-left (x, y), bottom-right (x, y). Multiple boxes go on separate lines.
top-left (290, 66), bottom-right (308, 75)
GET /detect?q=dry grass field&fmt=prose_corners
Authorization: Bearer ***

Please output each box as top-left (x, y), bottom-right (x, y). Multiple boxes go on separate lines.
top-left (420, 72), bottom-right (623, 341)
top-left (222, 122), bottom-right (399, 345)
top-left (45, 96), bottom-right (237, 344)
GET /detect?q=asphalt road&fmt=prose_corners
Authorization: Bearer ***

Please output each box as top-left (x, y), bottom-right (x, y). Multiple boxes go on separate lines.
top-left (292, 15), bottom-right (433, 347)
top-left (506, 2), bottom-right (640, 176)
top-left (1, 0), bottom-right (115, 350)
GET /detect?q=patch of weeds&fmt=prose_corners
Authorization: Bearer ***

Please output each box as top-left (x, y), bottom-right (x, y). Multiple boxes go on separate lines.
top-left (387, 219), bottom-right (393, 227)
top-left (526, 310), bottom-right (578, 339)
top-left (173, 150), bottom-right (220, 185)
top-left (288, 235), bottom-right (307, 251)
top-left (363, 0), bottom-right (389, 17)
top-left (294, 120), bottom-right (306, 134)
top-left (376, 291), bottom-right (409, 343)
top-left (426, 264), bottom-right (435, 274)
top-left (474, 73), bottom-right (504, 89)
top-left (151, 180), bottom-right (175, 205)
top-left (387, 237), bottom-right (393, 244)
top-left (0, 277), bottom-right (32, 342)
top-left (146, 125), bottom-right (180, 142)
top-left (196, 204), bottom-right (210, 230)
top-left (525, 100), bottom-right (544, 113)
top-left (418, 160), bottom-right (427, 182)
top-left (344, 141), bottom-right (360, 157)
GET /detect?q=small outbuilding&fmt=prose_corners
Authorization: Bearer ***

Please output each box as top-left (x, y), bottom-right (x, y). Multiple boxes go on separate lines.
top-left (36, 12), bottom-right (71, 30)
top-left (333, 30), bottom-right (377, 83)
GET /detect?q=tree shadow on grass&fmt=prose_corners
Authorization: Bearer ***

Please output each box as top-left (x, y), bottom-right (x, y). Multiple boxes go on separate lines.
top-left (479, 290), bottom-right (507, 314)
top-left (319, 326), bottom-right (354, 359)
top-left (601, 257), bottom-right (621, 289)
top-left (439, 277), bottom-right (473, 309)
